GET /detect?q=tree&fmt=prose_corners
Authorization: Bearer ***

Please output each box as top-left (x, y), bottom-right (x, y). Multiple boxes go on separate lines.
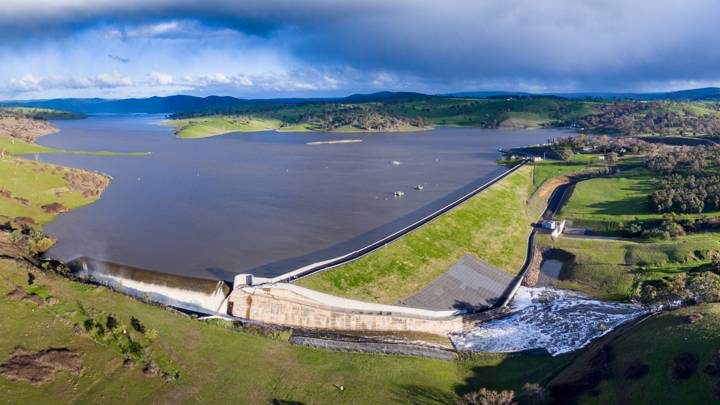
top-left (712, 250), bottom-right (720, 273)
top-left (606, 151), bottom-right (618, 164)
top-left (557, 148), bottom-right (574, 162)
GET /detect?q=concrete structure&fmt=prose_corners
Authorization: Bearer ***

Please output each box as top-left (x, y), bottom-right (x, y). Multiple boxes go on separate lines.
top-left (540, 219), bottom-right (566, 238)
top-left (227, 282), bottom-right (464, 336)
top-left (397, 254), bottom-right (514, 311)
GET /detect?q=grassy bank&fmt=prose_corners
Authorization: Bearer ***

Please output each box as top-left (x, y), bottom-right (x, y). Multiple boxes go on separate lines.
top-left (166, 115), bottom-right (433, 138)
top-left (297, 165), bottom-right (535, 303)
top-left (0, 135), bottom-right (149, 156)
top-left (0, 107), bottom-right (86, 120)
top-left (549, 303), bottom-right (720, 404)
top-left (166, 116), bottom-right (282, 138)
top-left (0, 156), bottom-right (109, 225)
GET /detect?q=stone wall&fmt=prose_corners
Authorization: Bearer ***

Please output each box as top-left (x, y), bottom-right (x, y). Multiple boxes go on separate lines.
top-left (227, 284), bottom-right (464, 336)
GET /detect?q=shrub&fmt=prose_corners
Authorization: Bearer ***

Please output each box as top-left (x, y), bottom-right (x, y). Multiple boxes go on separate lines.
top-left (672, 352), bottom-right (699, 380)
top-left (688, 272), bottom-right (720, 302)
top-left (106, 315), bottom-right (118, 331)
top-left (131, 317), bottom-right (145, 333)
top-left (457, 388), bottom-right (516, 405)
top-left (624, 362), bottom-right (650, 379)
top-left (518, 383), bottom-right (548, 404)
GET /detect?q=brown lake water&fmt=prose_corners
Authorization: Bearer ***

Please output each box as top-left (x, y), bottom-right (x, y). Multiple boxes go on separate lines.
top-left (37, 115), bottom-right (569, 280)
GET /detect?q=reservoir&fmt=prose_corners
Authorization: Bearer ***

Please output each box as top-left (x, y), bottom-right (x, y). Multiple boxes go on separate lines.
top-left (37, 115), bottom-right (569, 280)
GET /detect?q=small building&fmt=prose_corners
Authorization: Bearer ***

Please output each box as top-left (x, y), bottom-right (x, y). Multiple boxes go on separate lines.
top-left (541, 220), bottom-right (556, 230)
top-left (531, 156), bottom-right (544, 162)
top-left (541, 220), bottom-right (566, 237)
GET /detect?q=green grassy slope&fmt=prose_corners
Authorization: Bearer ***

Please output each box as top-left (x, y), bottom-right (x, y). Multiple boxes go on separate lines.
top-left (559, 166), bottom-right (720, 232)
top-left (0, 157), bottom-right (109, 224)
top-left (0, 107), bottom-right (86, 120)
top-left (538, 231), bottom-right (720, 301)
top-left (297, 166), bottom-right (535, 303)
top-left (552, 303), bottom-right (720, 404)
top-left (165, 116), bottom-right (282, 138)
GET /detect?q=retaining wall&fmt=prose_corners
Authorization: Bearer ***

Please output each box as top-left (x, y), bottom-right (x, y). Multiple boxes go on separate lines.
top-left (227, 283), bottom-right (464, 336)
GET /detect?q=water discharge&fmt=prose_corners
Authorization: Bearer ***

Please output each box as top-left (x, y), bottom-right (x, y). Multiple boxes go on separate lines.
top-left (451, 287), bottom-right (649, 355)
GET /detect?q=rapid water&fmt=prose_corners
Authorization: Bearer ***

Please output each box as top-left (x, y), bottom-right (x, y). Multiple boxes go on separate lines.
top-left (451, 287), bottom-right (649, 355)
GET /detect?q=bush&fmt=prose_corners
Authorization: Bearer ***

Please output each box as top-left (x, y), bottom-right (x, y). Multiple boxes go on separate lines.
top-left (131, 317), bottom-right (145, 333)
top-left (457, 388), bottom-right (516, 405)
top-left (672, 352), bottom-right (699, 380)
top-left (623, 362), bottom-right (649, 379)
top-left (688, 272), bottom-right (720, 302)
top-left (106, 315), bottom-right (118, 331)
top-left (517, 383), bottom-right (548, 404)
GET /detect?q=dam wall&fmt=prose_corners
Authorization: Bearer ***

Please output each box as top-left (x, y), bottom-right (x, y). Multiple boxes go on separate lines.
top-left (227, 283), bottom-right (464, 336)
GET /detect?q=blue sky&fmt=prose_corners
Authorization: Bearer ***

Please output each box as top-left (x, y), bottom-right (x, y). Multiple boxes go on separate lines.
top-left (2, 0), bottom-right (720, 100)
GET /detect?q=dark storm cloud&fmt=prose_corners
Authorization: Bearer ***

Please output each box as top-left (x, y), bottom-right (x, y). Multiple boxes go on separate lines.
top-left (3, 0), bottom-right (720, 91)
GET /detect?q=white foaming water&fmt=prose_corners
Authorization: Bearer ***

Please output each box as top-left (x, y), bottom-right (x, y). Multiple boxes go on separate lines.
top-left (91, 273), bottom-right (230, 315)
top-left (451, 287), bottom-right (649, 355)
top-left (74, 259), bottom-right (230, 315)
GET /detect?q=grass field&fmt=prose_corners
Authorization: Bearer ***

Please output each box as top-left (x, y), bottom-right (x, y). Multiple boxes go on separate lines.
top-left (0, 135), bottom-right (149, 157)
top-left (166, 116), bottom-right (283, 138)
top-left (559, 166), bottom-right (720, 232)
top-left (537, 232), bottom-right (720, 300)
top-left (531, 160), bottom-right (591, 192)
top-left (0, 136), bottom-right (60, 154)
top-left (560, 167), bottom-right (657, 221)
top-left (297, 166), bottom-right (535, 303)
top-left (0, 107), bottom-right (86, 120)
top-left (0, 156), bottom-right (109, 224)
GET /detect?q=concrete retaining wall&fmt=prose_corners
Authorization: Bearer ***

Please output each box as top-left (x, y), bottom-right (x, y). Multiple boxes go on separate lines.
top-left (227, 283), bottom-right (464, 336)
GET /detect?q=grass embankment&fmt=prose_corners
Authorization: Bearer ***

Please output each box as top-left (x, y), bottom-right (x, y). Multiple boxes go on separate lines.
top-left (0, 156), bottom-right (109, 224)
top-left (0, 135), bottom-right (148, 157)
top-left (297, 166), bottom-right (535, 303)
top-left (0, 256), bottom-right (571, 403)
top-left (0, 107), bottom-right (86, 120)
top-left (550, 303), bottom-right (720, 404)
top-left (166, 116), bottom-right (282, 138)
top-left (167, 115), bottom-right (433, 138)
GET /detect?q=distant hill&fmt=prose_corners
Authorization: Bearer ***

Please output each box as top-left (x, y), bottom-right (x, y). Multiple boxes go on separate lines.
top-left (447, 87), bottom-right (720, 101)
top-left (0, 92), bottom-right (434, 115)
top-left (0, 95), bottom-right (252, 115)
top-left (341, 91), bottom-right (431, 102)
top-left (5, 88), bottom-right (720, 116)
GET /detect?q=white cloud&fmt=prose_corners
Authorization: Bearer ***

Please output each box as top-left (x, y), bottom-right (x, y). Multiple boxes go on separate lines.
top-left (147, 71), bottom-right (174, 86)
top-left (3, 72), bottom-right (134, 95)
